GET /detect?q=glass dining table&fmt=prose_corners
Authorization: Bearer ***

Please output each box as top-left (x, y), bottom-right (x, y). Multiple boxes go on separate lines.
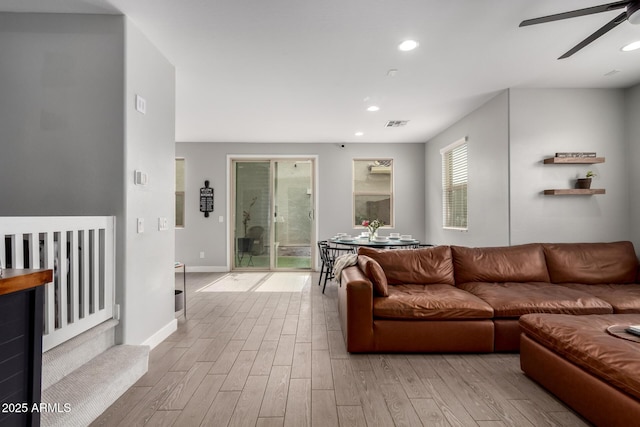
top-left (328, 236), bottom-right (425, 248)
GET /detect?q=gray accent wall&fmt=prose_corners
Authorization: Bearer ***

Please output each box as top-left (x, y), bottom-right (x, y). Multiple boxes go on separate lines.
top-left (0, 13), bottom-right (176, 347)
top-left (175, 142), bottom-right (426, 270)
top-left (424, 91), bottom-right (510, 247)
top-left (0, 13), bottom-right (125, 216)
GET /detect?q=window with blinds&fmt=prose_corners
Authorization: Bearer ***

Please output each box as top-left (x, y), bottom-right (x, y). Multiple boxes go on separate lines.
top-left (441, 138), bottom-right (468, 230)
top-left (353, 159), bottom-right (393, 227)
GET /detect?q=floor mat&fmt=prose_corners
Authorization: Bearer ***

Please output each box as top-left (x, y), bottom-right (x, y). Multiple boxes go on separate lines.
top-left (253, 272), bottom-right (311, 292)
top-left (197, 272), bottom-right (269, 292)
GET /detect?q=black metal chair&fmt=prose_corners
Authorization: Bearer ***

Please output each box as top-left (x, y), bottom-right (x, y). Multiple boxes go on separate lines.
top-left (318, 242), bottom-right (355, 293)
top-left (317, 241), bottom-right (329, 286)
top-left (411, 243), bottom-right (434, 249)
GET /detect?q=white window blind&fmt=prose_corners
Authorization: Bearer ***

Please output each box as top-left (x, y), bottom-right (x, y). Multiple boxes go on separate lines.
top-left (441, 138), bottom-right (468, 230)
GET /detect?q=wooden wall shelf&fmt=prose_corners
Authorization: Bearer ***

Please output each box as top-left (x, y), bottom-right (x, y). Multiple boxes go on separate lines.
top-left (544, 189), bottom-right (606, 195)
top-left (543, 157), bottom-right (605, 164)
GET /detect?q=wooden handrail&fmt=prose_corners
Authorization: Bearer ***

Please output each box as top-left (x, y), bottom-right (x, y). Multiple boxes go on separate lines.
top-left (0, 268), bottom-right (52, 296)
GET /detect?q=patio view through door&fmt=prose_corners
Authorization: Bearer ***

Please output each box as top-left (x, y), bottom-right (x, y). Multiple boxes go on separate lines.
top-left (232, 158), bottom-right (315, 270)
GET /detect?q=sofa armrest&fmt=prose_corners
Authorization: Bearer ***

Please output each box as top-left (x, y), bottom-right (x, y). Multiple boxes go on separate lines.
top-left (338, 265), bottom-right (375, 352)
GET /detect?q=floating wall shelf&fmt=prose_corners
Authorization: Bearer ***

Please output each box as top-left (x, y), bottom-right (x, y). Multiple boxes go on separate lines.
top-left (543, 156), bottom-right (606, 195)
top-left (543, 157), bottom-right (605, 164)
top-left (543, 189), bottom-right (606, 195)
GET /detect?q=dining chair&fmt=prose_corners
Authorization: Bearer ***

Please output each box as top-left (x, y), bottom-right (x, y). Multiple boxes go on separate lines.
top-left (319, 243), bottom-right (355, 293)
top-left (411, 243), bottom-right (434, 249)
top-left (317, 241), bottom-right (329, 287)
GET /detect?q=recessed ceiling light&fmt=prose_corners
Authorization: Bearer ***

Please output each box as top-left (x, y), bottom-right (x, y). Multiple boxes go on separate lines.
top-left (622, 40), bottom-right (640, 52)
top-left (398, 40), bottom-right (419, 51)
top-left (355, 132), bottom-right (364, 136)
top-left (366, 106), bottom-right (380, 112)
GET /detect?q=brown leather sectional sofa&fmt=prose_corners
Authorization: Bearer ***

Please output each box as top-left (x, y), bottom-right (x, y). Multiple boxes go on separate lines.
top-left (338, 241), bottom-right (640, 353)
top-left (519, 313), bottom-right (640, 427)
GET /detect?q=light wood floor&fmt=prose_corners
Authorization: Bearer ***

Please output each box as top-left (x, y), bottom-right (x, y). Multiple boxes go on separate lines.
top-left (91, 272), bottom-right (592, 427)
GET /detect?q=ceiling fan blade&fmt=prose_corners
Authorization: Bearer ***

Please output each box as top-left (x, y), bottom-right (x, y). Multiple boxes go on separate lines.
top-left (520, 1), bottom-right (629, 27)
top-left (558, 11), bottom-right (628, 58)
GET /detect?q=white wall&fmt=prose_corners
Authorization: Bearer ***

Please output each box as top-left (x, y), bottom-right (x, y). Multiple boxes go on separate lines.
top-left (175, 142), bottom-right (426, 269)
top-left (122, 20), bottom-right (176, 345)
top-left (627, 83), bottom-right (640, 251)
top-left (509, 89), bottom-right (629, 244)
top-left (0, 13), bottom-right (124, 216)
top-left (425, 91), bottom-right (510, 247)
top-left (426, 88), bottom-right (632, 248)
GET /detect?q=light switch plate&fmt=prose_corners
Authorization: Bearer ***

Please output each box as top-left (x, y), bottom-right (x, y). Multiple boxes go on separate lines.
top-left (137, 217), bottom-right (144, 233)
top-left (134, 170), bottom-right (148, 185)
top-left (135, 94), bottom-right (146, 114)
top-left (158, 217), bottom-right (169, 231)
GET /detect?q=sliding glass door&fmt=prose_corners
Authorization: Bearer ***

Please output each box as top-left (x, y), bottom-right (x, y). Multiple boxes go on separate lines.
top-left (273, 159), bottom-right (313, 269)
top-left (234, 161), bottom-right (271, 269)
top-left (232, 158), bottom-right (315, 270)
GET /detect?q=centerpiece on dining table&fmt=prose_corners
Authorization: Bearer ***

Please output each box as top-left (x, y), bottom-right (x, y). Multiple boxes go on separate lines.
top-left (361, 219), bottom-right (384, 241)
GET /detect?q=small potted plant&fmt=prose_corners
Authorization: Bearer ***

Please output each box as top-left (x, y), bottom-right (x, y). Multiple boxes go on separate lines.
top-left (575, 171), bottom-right (596, 189)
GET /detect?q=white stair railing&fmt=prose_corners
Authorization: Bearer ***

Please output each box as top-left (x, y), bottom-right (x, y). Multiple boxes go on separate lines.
top-left (0, 217), bottom-right (115, 352)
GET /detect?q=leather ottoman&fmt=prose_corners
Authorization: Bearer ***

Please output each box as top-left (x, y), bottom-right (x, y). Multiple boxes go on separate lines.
top-left (519, 313), bottom-right (640, 427)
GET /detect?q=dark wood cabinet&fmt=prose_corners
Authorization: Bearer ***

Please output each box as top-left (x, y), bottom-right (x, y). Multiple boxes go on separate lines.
top-left (0, 269), bottom-right (51, 427)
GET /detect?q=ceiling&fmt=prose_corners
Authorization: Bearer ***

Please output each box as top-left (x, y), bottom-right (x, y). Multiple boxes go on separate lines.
top-left (2, 0), bottom-right (640, 143)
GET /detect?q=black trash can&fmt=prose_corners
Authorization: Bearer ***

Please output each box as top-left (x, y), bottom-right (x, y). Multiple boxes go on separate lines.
top-left (175, 289), bottom-right (184, 312)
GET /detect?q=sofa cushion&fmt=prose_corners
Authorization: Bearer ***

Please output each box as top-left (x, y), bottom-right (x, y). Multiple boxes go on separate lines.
top-left (357, 255), bottom-right (388, 297)
top-left (559, 283), bottom-right (640, 313)
top-left (458, 282), bottom-right (613, 318)
top-left (373, 284), bottom-right (494, 320)
top-left (358, 246), bottom-right (455, 286)
top-left (520, 313), bottom-right (640, 401)
top-left (543, 241), bottom-right (639, 284)
top-left (451, 244), bottom-right (550, 285)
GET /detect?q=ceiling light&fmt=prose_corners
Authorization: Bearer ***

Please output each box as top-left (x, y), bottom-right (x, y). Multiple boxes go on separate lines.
top-left (366, 106), bottom-right (380, 112)
top-left (622, 40), bottom-right (640, 52)
top-left (398, 40), bottom-right (419, 51)
top-left (355, 132), bottom-right (364, 136)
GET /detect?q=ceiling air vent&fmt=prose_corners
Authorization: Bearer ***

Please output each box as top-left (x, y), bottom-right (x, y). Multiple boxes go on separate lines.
top-left (385, 120), bottom-right (409, 128)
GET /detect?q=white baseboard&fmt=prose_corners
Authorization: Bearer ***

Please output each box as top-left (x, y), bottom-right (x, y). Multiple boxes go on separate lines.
top-left (186, 265), bottom-right (229, 273)
top-left (141, 319), bottom-right (177, 349)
